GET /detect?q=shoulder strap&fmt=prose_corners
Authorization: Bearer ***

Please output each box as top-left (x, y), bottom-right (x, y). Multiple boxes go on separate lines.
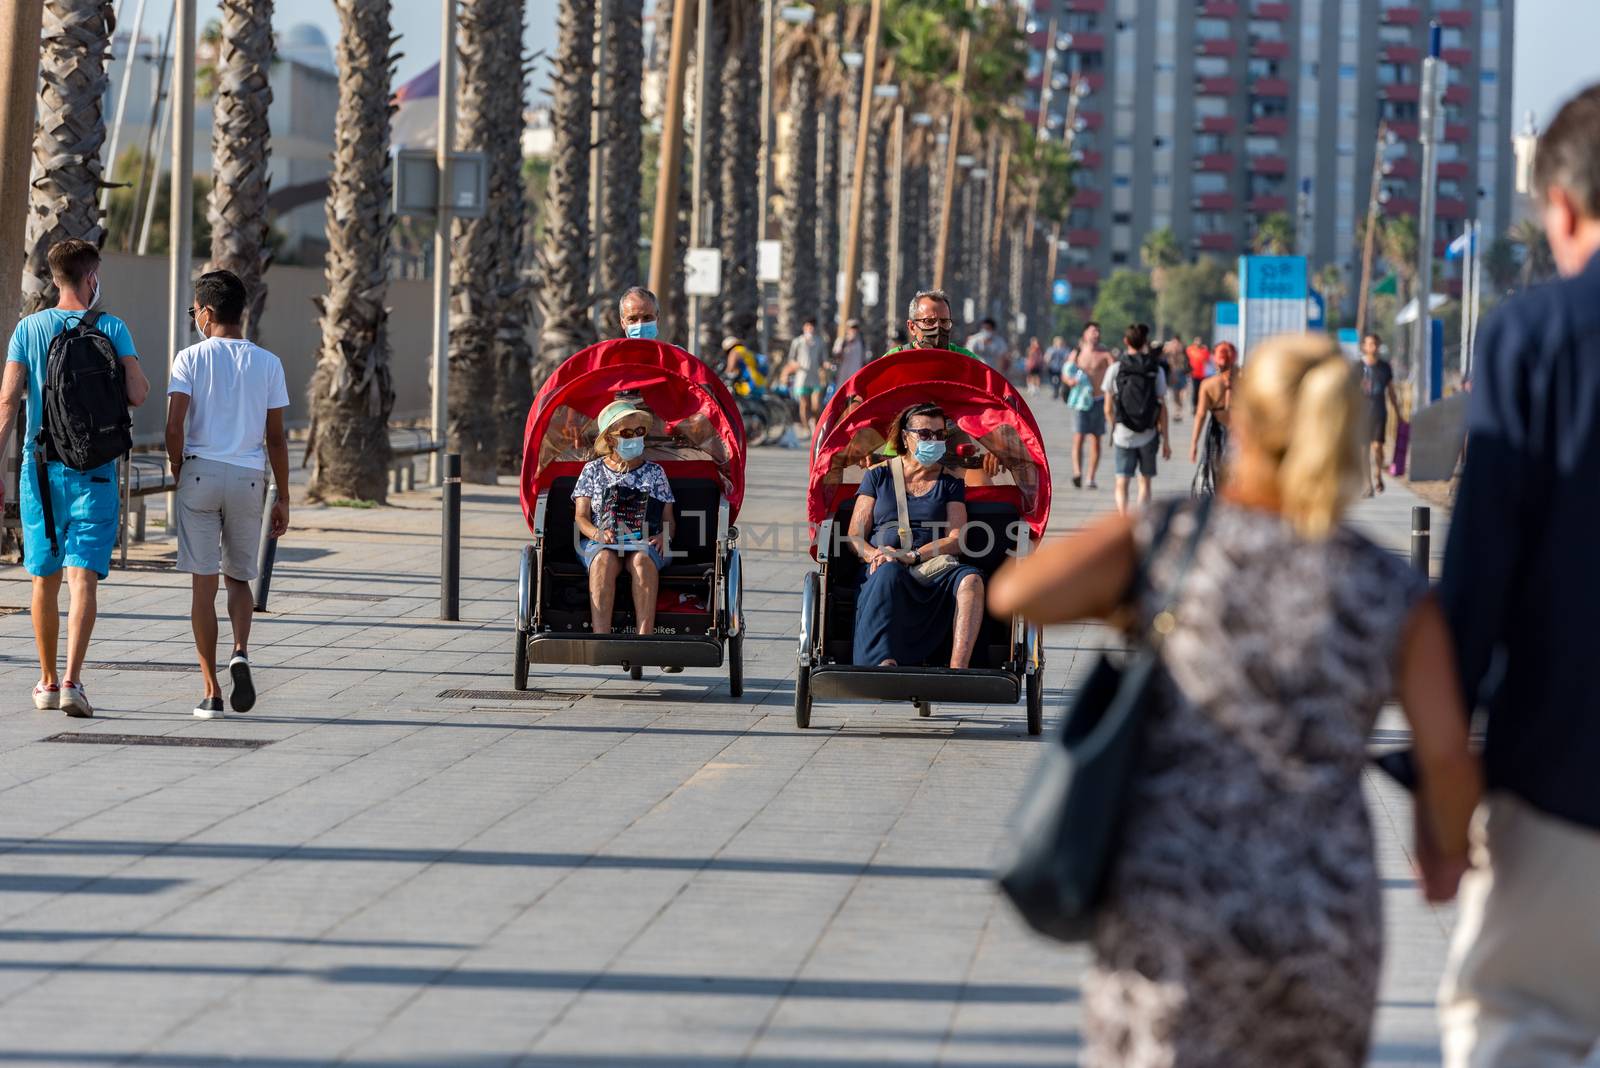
top-left (80, 310), bottom-right (102, 330)
top-left (888, 457), bottom-right (914, 550)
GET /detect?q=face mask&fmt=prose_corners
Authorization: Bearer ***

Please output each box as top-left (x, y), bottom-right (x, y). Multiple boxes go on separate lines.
top-left (616, 435), bottom-right (645, 460)
top-left (88, 276), bottom-right (101, 309)
top-left (625, 321), bottom-right (658, 340)
top-left (912, 439), bottom-right (946, 464)
top-left (913, 325), bottom-right (951, 350)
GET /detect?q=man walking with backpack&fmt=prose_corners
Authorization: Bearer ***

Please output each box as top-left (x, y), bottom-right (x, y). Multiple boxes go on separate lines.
top-left (1101, 323), bottom-right (1169, 515)
top-left (0, 239), bottom-right (149, 716)
top-left (165, 270), bottom-right (290, 719)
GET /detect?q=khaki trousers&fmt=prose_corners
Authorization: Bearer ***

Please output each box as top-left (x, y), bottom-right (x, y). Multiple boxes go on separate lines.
top-left (1440, 791), bottom-right (1600, 1067)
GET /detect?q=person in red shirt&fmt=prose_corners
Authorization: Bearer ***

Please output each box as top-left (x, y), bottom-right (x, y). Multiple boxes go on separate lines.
top-left (1185, 336), bottom-right (1211, 415)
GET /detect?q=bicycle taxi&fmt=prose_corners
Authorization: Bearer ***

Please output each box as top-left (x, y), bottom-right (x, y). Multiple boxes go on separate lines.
top-left (795, 348), bottom-right (1052, 734)
top-left (514, 338), bottom-right (747, 694)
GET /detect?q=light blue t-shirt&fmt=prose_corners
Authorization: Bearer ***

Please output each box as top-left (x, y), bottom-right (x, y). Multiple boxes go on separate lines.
top-left (5, 308), bottom-right (138, 447)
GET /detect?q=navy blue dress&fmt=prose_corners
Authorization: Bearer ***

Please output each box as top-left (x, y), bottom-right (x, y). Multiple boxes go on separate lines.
top-left (851, 464), bottom-right (983, 666)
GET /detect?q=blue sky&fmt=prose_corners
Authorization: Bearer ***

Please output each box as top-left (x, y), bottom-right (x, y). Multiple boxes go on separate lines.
top-left (190, 0), bottom-right (1595, 121)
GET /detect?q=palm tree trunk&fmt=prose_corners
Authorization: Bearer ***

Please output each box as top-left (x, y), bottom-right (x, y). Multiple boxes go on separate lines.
top-left (776, 39), bottom-right (818, 351)
top-left (859, 111), bottom-right (889, 351)
top-left (308, 0), bottom-right (396, 502)
top-left (24, 0), bottom-right (116, 315)
top-left (207, 0), bottom-right (274, 339)
top-left (537, 0), bottom-right (598, 377)
top-left (597, 0), bottom-right (644, 339)
top-left (815, 92), bottom-right (839, 336)
top-left (494, 8), bottom-right (537, 476)
top-left (691, 4), bottom-right (725, 358)
top-left (1009, 217), bottom-right (1025, 340)
top-left (717, 0), bottom-right (760, 345)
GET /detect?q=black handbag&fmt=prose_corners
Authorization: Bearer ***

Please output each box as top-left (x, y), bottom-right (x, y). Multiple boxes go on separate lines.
top-left (996, 495), bottom-right (1212, 943)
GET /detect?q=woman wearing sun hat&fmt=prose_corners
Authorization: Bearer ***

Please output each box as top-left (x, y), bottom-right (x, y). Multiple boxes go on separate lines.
top-left (572, 400), bottom-right (676, 636)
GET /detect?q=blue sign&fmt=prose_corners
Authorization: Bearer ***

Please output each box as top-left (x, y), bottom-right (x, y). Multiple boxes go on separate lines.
top-left (1213, 302), bottom-right (1239, 326)
top-left (1429, 317), bottom-right (1444, 404)
top-left (1051, 279), bottom-right (1072, 305)
top-left (1307, 289), bottom-right (1326, 330)
top-left (1240, 255), bottom-right (1309, 300)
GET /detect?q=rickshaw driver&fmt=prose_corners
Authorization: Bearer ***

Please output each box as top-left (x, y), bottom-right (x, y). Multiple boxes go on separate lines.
top-left (573, 401), bottom-right (676, 639)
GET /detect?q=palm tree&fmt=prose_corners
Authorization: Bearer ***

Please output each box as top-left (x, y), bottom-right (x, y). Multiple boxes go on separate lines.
top-left (598, 0), bottom-right (644, 339)
top-left (814, 3), bottom-right (846, 336)
top-left (449, 0), bottom-right (526, 484)
top-left (774, 15), bottom-right (822, 352)
top-left (537, 0), bottom-right (598, 376)
top-left (207, 0), bottom-right (275, 340)
top-left (1510, 217), bottom-right (1554, 287)
top-left (1313, 262), bottom-right (1347, 329)
top-left (308, 0), bottom-right (397, 502)
top-left (1378, 215), bottom-right (1419, 303)
top-left (1140, 226), bottom-right (1182, 337)
top-left (717, 0), bottom-right (762, 346)
top-left (24, 0), bottom-right (116, 314)
top-left (1251, 212), bottom-right (1296, 255)
top-left (493, 12), bottom-right (536, 476)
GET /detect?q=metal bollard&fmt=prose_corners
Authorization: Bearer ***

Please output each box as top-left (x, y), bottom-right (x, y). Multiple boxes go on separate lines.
top-left (440, 452), bottom-right (460, 621)
top-left (253, 484), bottom-right (279, 612)
top-left (1410, 505), bottom-right (1431, 577)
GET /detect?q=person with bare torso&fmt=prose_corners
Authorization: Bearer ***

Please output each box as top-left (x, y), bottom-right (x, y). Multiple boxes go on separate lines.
top-left (1061, 321), bottom-right (1114, 489)
top-left (1189, 340), bottom-right (1237, 497)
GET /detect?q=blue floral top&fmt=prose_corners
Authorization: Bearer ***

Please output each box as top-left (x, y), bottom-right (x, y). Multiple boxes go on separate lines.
top-left (572, 458), bottom-right (674, 533)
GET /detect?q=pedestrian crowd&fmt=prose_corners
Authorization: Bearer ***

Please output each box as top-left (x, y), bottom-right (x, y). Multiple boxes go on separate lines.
top-left (2, 77), bottom-right (1597, 1068)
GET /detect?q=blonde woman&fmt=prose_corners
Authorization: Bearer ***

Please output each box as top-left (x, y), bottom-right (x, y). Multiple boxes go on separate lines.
top-left (990, 336), bottom-right (1481, 1067)
top-left (573, 401), bottom-right (675, 637)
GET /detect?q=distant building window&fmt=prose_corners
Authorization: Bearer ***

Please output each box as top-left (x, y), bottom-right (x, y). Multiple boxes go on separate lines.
top-left (1111, 251), bottom-right (1129, 265)
top-left (1481, 70), bottom-right (1498, 84)
top-left (1114, 175), bottom-right (1132, 187)
top-left (1113, 211), bottom-right (1132, 224)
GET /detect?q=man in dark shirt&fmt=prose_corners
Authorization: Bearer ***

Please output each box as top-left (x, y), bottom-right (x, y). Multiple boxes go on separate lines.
top-left (1359, 332), bottom-right (1398, 495)
top-left (1437, 84), bottom-right (1600, 1066)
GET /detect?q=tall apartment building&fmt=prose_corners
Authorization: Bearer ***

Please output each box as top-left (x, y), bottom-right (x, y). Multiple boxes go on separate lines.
top-left (1027, 0), bottom-right (1516, 313)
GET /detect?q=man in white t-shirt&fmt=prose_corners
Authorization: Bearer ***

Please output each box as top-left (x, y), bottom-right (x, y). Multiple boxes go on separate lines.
top-left (164, 270), bottom-right (290, 720)
top-left (1100, 324), bottom-right (1171, 516)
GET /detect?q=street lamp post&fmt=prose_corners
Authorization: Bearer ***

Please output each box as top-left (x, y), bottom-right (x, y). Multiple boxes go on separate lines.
top-left (647, 0), bottom-right (693, 337)
top-left (687, 0), bottom-right (714, 352)
top-left (933, 0), bottom-right (975, 292)
top-left (430, 0), bottom-right (458, 483)
top-left (167, 0), bottom-right (196, 392)
top-left (836, 0), bottom-right (883, 334)
top-left (1414, 21), bottom-right (1445, 408)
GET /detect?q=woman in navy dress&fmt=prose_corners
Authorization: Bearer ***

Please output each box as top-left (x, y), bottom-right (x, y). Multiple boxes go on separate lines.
top-left (848, 403), bottom-right (986, 668)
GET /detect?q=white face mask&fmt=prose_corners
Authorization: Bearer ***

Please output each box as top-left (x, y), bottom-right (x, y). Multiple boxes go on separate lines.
top-left (88, 275), bottom-right (101, 309)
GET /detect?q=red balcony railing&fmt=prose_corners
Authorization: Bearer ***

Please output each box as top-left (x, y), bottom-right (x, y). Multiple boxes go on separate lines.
top-left (1193, 192), bottom-right (1234, 211)
top-left (1200, 0), bottom-right (1239, 15)
top-left (1251, 77), bottom-right (1291, 96)
top-left (1251, 40), bottom-right (1290, 60)
top-left (1082, 72), bottom-right (1105, 91)
top-left (1437, 161), bottom-right (1469, 180)
top-left (1382, 83), bottom-right (1420, 103)
top-left (1444, 84), bottom-right (1470, 104)
top-left (1073, 188), bottom-right (1103, 208)
top-left (1253, 2), bottom-right (1291, 18)
top-left (1195, 153), bottom-right (1234, 172)
top-left (1066, 0), bottom-right (1106, 11)
top-left (1437, 9), bottom-right (1472, 27)
top-left (1196, 233), bottom-right (1238, 252)
top-left (1197, 76), bottom-right (1238, 95)
top-left (1436, 197), bottom-right (1469, 219)
top-left (1063, 228), bottom-right (1101, 248)
top-left (1064, 265), bottom-right (1100, 287)
top-left (1444, 122), bottom-right (1469, 142)
top-left (1068, 31), bottom-right (1105, 51)
top-left (1250, 116), bottom-right (1288, 136)
top-left (1248, 154), bottom-right (1288, 174)
top-left (1248, 194), bottom-right (1288, 213)
top-left (1441, 47), bottom-right (1472, 66)
top-left (1382, 197), bottom-right (1420, 216)
top-left (1199, 38), bottom-right (1237, 57)
top-left (1080, 109), bottom-right (1104, 130)
top-left (1381, 44), bottom-right (1420, 64)
top-left (1386, 156), bottom-right (1418, 178)
top-left (1388, 121), bottom-right (1419, 140)
top-left (1198, 114), bottom-right (1237, 134)
top-left (1383, 6), bottom-right (1422, 25)
top-left (1079, 149), bottom-right (1103, 168)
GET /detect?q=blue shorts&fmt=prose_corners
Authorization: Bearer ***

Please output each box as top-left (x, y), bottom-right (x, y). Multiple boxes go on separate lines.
top-left (1114, 439), bottom-right (1159, 478)
top-left (20, 459), bottom-right (120, 579)
top-left (1075, 405), bottom-right (1107, 436)
top-left (578, 537), bottom-right (669, 571)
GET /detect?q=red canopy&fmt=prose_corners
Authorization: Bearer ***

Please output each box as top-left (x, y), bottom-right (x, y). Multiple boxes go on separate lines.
top-left (519, 339), bottom-right (747, 530)
top-left (807, 348), bottom-right (1052, 544)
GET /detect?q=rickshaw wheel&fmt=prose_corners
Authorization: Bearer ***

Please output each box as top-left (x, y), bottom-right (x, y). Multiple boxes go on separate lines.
top-left (916, 700), bottom-right (932, 718)
top-left (513, 629), bottom-right (529, 690)
top-left (1026, 670), bottom-right (1044, 736)
top-left (794, 666), bottom-right (812, 728)
top-left (630, 664), bottom-right (643, 681)
top-left (728, 634), bottom-right (744, 698)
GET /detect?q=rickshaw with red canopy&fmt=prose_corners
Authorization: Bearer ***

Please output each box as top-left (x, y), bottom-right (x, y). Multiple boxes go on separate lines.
top-left (796, 347), bottom-right (1051, 734)
top-left (515, 338), bottom-right (747, 693)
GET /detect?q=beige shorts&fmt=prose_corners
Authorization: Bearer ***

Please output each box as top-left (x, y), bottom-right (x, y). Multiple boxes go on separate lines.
top-left (175, 457), bottom-right (268, 581)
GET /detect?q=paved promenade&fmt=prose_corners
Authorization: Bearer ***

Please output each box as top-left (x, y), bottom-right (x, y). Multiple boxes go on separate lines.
top-left (0, 390), bottom-right (1453, 1066)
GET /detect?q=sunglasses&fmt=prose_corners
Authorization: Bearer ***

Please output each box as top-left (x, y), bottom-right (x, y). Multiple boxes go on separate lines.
top-left (905, 427), bottom-right (948, 441)
top-left (910, 317), bottom-right (955, 330)
top-left (612, 426), bottom-right (648, 439)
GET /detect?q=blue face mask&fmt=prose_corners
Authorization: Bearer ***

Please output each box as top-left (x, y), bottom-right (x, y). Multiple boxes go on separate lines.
top-left (913, 439), bottom-right (947, 465)
top-left (616, 435), bottom-right (646, 460)
top-left (625, 321), bottom-right (659, 340)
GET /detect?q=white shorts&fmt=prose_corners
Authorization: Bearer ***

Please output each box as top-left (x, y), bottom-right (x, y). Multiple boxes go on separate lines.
top-left (175, 457), bottom-right (268, 580)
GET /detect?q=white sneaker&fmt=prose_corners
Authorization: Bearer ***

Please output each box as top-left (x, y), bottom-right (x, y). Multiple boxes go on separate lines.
top-left (60, 681), bottom-right (93, 718)
top-left (194, 696), bottom-right (225, 720)
top-left (32, 683), bottom-right (60, 711)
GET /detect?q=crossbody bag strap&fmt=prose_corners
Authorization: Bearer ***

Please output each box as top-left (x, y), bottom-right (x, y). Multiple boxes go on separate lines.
top-left (888, 456), bottom-right (914, 552)
top-left (1146, 494), bottom-right (1214, 647)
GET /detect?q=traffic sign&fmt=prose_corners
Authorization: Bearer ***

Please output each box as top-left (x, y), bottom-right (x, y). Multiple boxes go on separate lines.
top-left (860, 271), bottom-right (880, 308)
top-left (1307, 288), bottom-right (1326, 330)
top-left (685, 247), bottom-right (722, 297)
top-left (1051, 279), bottom-right (1072, 305)
top-left (757, 240), bottom-right (782, 283)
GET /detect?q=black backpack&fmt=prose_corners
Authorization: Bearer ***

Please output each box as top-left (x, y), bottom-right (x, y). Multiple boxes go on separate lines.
top-left (1113, 351), bottom-right (1162, 434)
top-left (32, 311), bottom-right (131, 552)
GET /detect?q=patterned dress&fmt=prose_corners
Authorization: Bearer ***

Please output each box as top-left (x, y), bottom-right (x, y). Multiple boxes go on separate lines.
top-left (1085, 500), bottom-right (1427, 1068)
